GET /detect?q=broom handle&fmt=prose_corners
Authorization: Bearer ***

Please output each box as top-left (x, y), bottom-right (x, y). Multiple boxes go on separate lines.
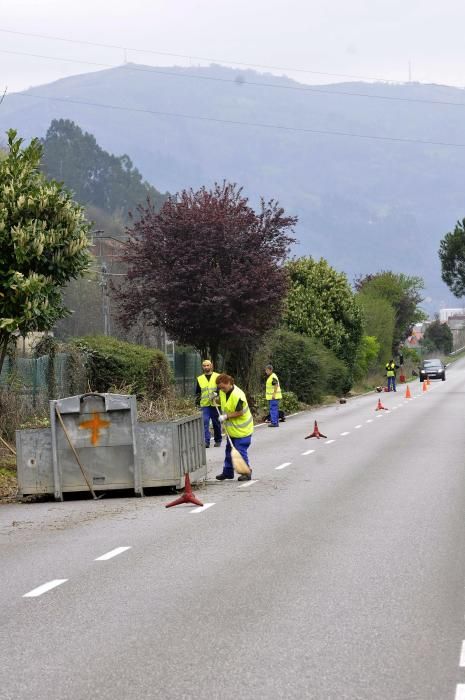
top-left (214, 404), bottom-right (234, 448)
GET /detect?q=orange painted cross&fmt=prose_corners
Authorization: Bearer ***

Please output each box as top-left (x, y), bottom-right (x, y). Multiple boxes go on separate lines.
top-left (79, 412), bottom-right (110, 446)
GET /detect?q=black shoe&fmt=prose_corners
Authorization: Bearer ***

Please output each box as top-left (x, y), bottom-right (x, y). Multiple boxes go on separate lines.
top-left (216, 473), bottom-right (234, 480)
top-left (214, 442), bottom-right (222, 447)
top-left (205, 444), bottom-right (210, 448)
top-left (268, 424), bottom-right (279, 428)
top-left (237, 474), bottom-right (252, 481)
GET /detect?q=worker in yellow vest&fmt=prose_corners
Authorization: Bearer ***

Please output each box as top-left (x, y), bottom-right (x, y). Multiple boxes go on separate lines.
top-left (215, 373), bottom-right (254, 481)
top-left (385, 359), bottom-right (398, 392)
top-left (265, 364), bottom-right (282, 427)
top-left (195, 360), bottom-right (222, 448)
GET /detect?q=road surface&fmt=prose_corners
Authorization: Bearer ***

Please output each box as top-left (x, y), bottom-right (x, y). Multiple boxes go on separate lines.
top-left (1, 360), bottom-right (465, 699)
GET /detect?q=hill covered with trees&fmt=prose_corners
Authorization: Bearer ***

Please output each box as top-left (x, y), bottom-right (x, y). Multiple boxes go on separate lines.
top-left (1, 64), bottom-right (464, 307)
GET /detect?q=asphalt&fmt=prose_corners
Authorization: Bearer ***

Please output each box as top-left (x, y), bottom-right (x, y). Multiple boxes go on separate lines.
top-left (1, 361), bottom-right (465, 699)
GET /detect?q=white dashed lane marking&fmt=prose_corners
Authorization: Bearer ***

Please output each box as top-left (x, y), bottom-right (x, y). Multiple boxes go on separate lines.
top-left (366, 419), bottom-right (373, 423)
top-left (190, 503), bottom-right (215, 513)
top-left (325, 440), bottom-right (335, 445)
top-left (455, 685), bottom-right (465, 700)
top-left (340, 432), bottom-right (350, 436)
top-left (238, 480), bottom-right (258, 488)
top-left (23, 579), bottom-right (68, 598)
top-left (301, 449), bottom-right (315, 456)
top-left (275, 462), bottom-right (291, 470)
top-left (355, 424), bottom-right (362, 429)
top-left (95, 547), bottom-right (131, 561)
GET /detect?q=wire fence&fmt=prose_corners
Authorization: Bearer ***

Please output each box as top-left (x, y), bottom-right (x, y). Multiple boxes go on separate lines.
top-left (0, 353), bottom-right (71, 406)
top-left (171, 351), bottom-right (202, 397)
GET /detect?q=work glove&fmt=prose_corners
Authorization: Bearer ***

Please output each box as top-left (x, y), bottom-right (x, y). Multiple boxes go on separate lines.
top-left (219, 413), bottom-right (227, 423)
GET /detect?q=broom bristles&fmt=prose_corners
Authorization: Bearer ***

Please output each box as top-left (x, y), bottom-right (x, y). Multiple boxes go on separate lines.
top-left (231, 446), bottom-right (251, 475)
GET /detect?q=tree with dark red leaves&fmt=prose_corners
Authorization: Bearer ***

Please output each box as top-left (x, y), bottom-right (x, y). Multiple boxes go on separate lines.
top-left (116, 182), bottom-right (296, 385)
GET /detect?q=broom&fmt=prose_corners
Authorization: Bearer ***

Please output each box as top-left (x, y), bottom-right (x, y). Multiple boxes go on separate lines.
top-left (215, 405), bottom-right (251, 476)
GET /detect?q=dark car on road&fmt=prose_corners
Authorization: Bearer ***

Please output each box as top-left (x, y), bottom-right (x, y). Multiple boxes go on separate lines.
top-left (419, 358), bottom-right (446, 382)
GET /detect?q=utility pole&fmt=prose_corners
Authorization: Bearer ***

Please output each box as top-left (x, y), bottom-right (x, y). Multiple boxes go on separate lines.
top-left (100, 262), bottom-right (111, 336)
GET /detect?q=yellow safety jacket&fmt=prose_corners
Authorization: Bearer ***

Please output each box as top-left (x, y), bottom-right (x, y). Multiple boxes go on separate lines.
top-left (197, 372), bottom-right (219, 407)
top-left (385, 362), bottom-right (396, 377)
top-left (266, 372), bottom-right (282, 400)
top-left (219, 385), bottom-right (254, 439)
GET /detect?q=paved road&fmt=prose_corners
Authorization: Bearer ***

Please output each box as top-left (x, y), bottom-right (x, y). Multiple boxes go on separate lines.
top-left (1, 361), bottom-right (465, 699)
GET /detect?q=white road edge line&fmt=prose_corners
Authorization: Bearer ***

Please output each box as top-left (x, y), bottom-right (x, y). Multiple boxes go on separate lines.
top-left (95, 546), bottom-right (132, 561)
top-left (459, 640), bottom-right (465, 667)
top-left (190, 503), bottom-right (215, 513)
top-left (302, 449), bottom-right (315, 455)
top-left (455, 684), bottom-right (465, 700)
top-left (23, 579), bottom-right (68, 598)
top-left (275, 462), bottom-right (291, 470)
top-left (340, 431), bottom-right (350, 436)
top-left (238, 480), bottom-right (258, 488)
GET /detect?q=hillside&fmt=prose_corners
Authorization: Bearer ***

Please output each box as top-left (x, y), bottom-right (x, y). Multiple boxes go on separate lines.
top-left (1, 63), bottom-right (465, 308)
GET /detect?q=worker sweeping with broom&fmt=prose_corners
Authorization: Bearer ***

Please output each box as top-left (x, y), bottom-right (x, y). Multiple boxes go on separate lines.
top-left (214, 373), bottom-right (253, 481)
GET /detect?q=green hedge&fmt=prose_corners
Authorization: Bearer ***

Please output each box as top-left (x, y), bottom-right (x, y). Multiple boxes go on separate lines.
top-left (258, 329), bottom-right (352, 403)
top-left (72, 336), bottom-right (171, 397)
top-left (253, 391), bottom-right (300, 417)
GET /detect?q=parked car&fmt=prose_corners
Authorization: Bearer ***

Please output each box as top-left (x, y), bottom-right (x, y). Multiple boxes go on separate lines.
top-left (419, 358), bottom-right (446, 381)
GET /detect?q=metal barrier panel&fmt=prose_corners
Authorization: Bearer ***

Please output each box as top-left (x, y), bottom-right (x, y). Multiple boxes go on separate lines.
top-left (137, 414), bottom-right (206, 488)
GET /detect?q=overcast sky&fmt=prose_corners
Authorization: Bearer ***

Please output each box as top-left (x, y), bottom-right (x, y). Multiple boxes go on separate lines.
top-left (2, 0), bottom-right (465, 92)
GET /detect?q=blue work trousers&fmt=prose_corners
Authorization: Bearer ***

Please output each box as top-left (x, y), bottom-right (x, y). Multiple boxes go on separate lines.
top-left (387, 376), bottom-right (396, 392)
top-left (268, 399), bottom-right (280, 426)
top-left (222, 435), bottom-right (252, 478)
top-left (202, 406), bottom-right (222, 446)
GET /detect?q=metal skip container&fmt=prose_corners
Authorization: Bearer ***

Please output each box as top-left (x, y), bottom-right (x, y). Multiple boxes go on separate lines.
top-left (15, 393), bottom-right (207, 500)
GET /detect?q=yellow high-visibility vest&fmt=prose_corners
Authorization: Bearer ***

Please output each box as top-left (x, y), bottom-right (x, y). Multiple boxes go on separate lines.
top-left (385, 362), bottom-right (396, 377)
top-left (197, 372), bottom-right (219, 407)
top-left (266, 372), bottom-right (283, 400)
top-left (219, 385), bottom-right (254, 439)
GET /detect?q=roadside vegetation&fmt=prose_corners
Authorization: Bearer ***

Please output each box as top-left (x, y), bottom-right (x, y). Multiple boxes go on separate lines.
top-left (0, 126), bottom-right (456, 501)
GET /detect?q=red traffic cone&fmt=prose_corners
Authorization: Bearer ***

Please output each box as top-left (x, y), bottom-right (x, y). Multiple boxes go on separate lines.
top-left (304, 420), bottom-right (327, 439)
top-left (427, 377), bottom-right (431, 386)
top-left (165, 473), bottom-right (203, 508)
top-left (422, 380), bottom-right (427, 392)
top-left (375, 398), bottom-right (388, 411)
top-left (405, 385), bottom-right (412, 399)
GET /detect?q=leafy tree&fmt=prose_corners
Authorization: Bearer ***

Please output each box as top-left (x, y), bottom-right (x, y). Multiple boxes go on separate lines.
top-left (41, 119), bottom-right (167, 220)
top-left (353, 335), bottom-right (380, 380)
top-left (0, 130), bottom-right (90, 374)
top-left (355, 271), bottom-right (425, 349)
top-left (422, 319), bottom-right (453, 354)
top-left (284, 257), bottom-right (363, 368)
top-left (439, 219), bottom-right (465, 297)
top-left (116, 182), bottom-right (296, 384)
top-left (356, 292), bottom-right (395, 364)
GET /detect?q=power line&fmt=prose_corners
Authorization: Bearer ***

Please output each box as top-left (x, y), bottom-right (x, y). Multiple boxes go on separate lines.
top-left (3, 48), bottom-right (465, 109)
top-left (9, 91), bottom-right (465, 148)
top-left (0, 26), bottom-right (435, 86)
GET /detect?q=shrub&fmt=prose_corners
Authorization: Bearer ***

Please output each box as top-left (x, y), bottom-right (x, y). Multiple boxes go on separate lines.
top-left (255, 329), bottom-right (352, 404)
top-left (253, 390), bottom-right (300, 417)
top-left (72, 335), bottom-right (171, 398)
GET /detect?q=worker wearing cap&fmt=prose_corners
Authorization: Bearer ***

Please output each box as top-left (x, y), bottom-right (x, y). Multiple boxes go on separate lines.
top-left (195, 360), bottom-right (222, 448)
top-left (265, 364), bottom-right (282, 427)
top-left (215, 373), bottom-right (254, 481)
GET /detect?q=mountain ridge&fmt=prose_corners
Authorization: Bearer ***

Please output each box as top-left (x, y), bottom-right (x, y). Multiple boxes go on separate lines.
top-left (1, 63), bottom-right (464, 308)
